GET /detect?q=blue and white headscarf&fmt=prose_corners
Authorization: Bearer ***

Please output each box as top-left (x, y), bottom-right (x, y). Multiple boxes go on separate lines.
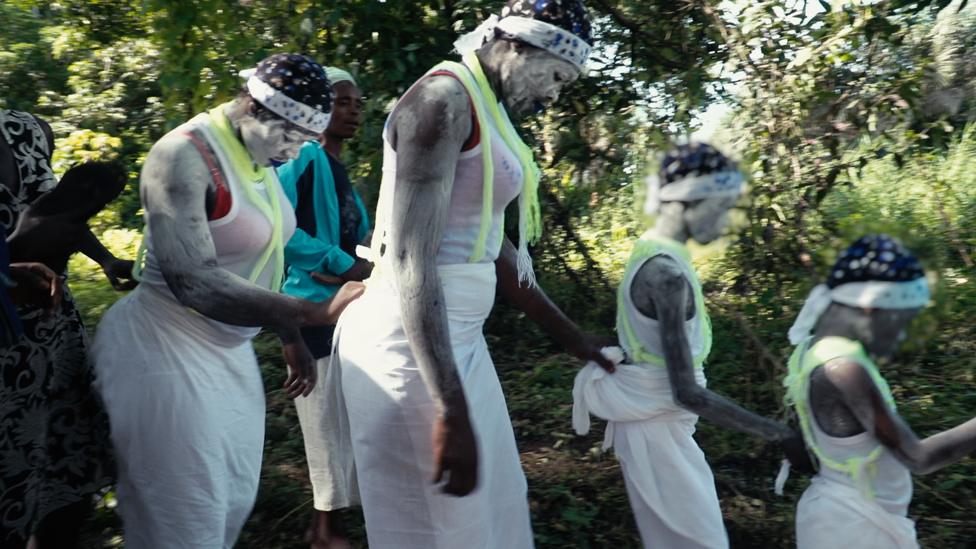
top-left (788, 234), bottom-right (930, 344)
top-left (239, 53), bottom-right (333, 134)
top-left (644, 143), bottom-right (745, 213)
top-left (454, 0), bottom-right (594, 71)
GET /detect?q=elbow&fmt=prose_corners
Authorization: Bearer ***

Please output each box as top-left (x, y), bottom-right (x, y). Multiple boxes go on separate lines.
top-left (891, 445), bottom-right (937, 475)
top-left (906, 455), bottom-right (938, 475)
top-left (673, 384), bottom-right (708, 412)
top-left (163, 268), bottom-right (215, 311)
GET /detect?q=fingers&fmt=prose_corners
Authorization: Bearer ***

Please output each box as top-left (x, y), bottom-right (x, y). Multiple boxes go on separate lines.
top-left (311, 272), bottom-right (344, 286)
top-left (300, 367), bottom-right (316, 397)
top-left (283, 361), bottom-right (316, 399)
top-left (441, 464), bottom-right (477, 496)
top-left (110, 275), bottom-right (138, 291)
top-left (431, 438), bottom-right (478, 496)
top-left (48, 275), bottom-right (63, 314)
top-left (285, 375), bottom-right (307, 399)
top-left (10, 263), bottom-right (63, 314)
top-left (594, 354), bottom-right (616, 373)
top-left (283, 366), bottom-right (299, 391)
top-left (431, 458), bottom-right (445, 485)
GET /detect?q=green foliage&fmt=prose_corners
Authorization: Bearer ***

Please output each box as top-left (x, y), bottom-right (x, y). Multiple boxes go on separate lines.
top-left (10, 0), bottom-right (976, 546)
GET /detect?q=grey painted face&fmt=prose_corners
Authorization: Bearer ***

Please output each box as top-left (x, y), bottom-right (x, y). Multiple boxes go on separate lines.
top-left (500, 46), bottom-right (579, 115)
top-left (684, 195), bottom-right (738, 244)
top-left (866, 307), bottom-right (921, 358)
top-left (239, 116), bottom-right (312, 167)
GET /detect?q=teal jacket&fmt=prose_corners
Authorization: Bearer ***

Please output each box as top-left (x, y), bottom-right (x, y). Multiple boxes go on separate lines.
top-left (278, 141), bottom-right (370, 302)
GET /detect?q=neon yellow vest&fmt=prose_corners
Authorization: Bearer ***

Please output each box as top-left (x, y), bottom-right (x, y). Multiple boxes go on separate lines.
top-left (133, 103), bottom-right (285, 291)
top-left (423, 53), bottom-right (543, 263)
top-left (616, 234), bottom-right (713, 368)
top-left (784, 336), bottom-right (897, 498)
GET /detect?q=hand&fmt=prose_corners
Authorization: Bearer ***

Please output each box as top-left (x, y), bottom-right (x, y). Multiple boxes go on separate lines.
top-left (304, 281), bottom-right (365, 326)
top-left (8, 262), bottom-right (62, 314)
top-left (568, 333), bottom-right (618, 373)
top-left (780, 429), bottom-right (815, 475)
top-left (101, 257), bottom-right (137, 291)
top-left (431, 409), bottom-right (479, 496)
top-left (310, 272), bottom-right (344, 286)
top-left (281, 338), bottom-right (317, 398)
top-left (340, 259), bottom-right (373, 282)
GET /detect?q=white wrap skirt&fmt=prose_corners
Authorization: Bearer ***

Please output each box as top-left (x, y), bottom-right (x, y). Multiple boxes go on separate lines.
top-left (796, 476), bottom-right (918, 549)
top-left (92, 285), bottom-right (265, 549)
top-left (332, 263), bottom-right (534, 549)
top-left (573, 362), bottom-right (728, 549)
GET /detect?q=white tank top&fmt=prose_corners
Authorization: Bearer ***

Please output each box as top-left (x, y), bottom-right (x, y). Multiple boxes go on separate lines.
top-left (139, 113), bottom-right (297, 342)
top-left (805, 383), bottom-right (913, 515)
top-left (376, 70), bottom-right (524, 266)
top-left (618, 239), bottom-right (708, 365)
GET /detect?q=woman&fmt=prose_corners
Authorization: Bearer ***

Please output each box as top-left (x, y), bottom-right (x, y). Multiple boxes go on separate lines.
top-left (91, 54), bottom-right (363, 549)
top-left (0, 109), bottom-right (130, 548)
top-left (331, 2), bottom-right (612, 546)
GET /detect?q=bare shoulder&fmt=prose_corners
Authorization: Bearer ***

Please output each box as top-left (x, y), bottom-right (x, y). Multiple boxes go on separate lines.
top-left (141, 129), bottom-right (212, 211)
top-left (390, 75), bottom-right (471, 147)
top-left (634, 254), bottom-right (686, 293)
top-left (821, 357), bottom-right (879, 400)
top-left (399, 75), bottom-right (469, 112)
top-left (630, 254), bottom-right (689, 318)
top-left (146, 128), bottom-right (198, 165)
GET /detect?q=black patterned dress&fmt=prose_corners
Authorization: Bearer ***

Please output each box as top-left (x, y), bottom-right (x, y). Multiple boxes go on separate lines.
top-left (0, 109), bottom-right (114, 542)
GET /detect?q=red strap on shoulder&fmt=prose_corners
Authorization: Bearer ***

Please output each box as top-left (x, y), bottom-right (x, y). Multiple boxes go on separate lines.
top-left (427, 70), bottom-right (480, 151)
top-left (182, 130), bottom-right (232, 220)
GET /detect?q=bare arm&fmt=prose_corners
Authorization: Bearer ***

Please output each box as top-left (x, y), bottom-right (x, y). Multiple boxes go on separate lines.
top-left (637, 256), bottom-right (793, 442)
top-left (388, 77), bottom-right (472, 416)
top-left (78, 228), bottom-right (137, 291)
top-left (824, 359), bottom-right (976, 474)
top-left (140, 133), bottom-right (343, 330)
top-left (388, 76), bottom-right (478, 495)
top-left (495, 238), bottom-right (615, 371)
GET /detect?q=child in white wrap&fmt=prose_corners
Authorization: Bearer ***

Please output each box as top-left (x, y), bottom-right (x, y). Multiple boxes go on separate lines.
top-left (573, 143), bottom-right (810, 549)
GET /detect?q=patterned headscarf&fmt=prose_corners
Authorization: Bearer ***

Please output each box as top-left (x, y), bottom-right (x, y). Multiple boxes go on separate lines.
top-left (644, 142), bottom-right (745, 213)
top-left (501, 0), bottom-right (593, 46)
top-left (454, 0), bottom-right (593, 70)
top-left (239, 53), bottom-right (333, 133)
top-left (788, 234), bottom-right (930, 344)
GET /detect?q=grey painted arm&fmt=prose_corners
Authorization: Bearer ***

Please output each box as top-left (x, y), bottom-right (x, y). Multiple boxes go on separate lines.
top-left (139, 132), bottom-right (357, 332)
top-left (634, 255), bottom-right (795, 442)
top-left (823, 358), bottom-right (976, 474)
top-left (386, 75), bottom-right (478, 496)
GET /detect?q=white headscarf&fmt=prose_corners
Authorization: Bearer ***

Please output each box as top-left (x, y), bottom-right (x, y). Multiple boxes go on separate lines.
top-left (787, 235), bottom-right (931, 344)
top-left (453, 15), bottom-right (591, 71)
top-left (325, 67), bottom-right (357, 87)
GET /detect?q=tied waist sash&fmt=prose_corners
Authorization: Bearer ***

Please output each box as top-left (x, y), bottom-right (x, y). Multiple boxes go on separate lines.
top-left (573, 361), bottom-right (706, 450)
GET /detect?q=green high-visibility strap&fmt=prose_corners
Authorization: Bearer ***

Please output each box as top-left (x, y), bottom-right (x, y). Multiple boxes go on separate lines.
top-left (784, 335), bottom-right (897, 499)
top-left (616, 234), bottom-right (712, 368)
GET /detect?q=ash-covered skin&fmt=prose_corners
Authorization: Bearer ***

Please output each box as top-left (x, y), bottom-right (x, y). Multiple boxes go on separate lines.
top-left (143, 98), bottom-right (358, 330)
top-left (810, 303), bottom-right (976, 474)
top-left (382, 8), bottom-right (609, 497)
top-left (495, 44), bottom-right (579, 115)
top-left (233, 105), bottom-right (317, 166)
top-left (800, 238), bottom-right (976, 475)
top-left (628, 150), bottom-right (810, 468)
top-left (633, 198), bottom-right (804, 443)
top-left (140, 94), bottom-right (363, 398)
